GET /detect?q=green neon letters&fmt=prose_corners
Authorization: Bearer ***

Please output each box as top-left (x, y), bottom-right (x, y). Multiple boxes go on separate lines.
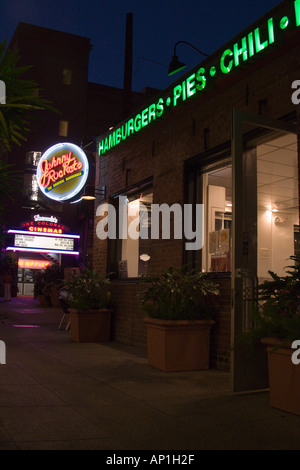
top-left (99, 2), bottom-right (300, 156)
top-left (220, 49), bottom-right (233, 74)
top-left (295, 0), bottom-right (300, 26)
top-left (233, 37), bottom-right (248, 66)
top-left (99, 99), bottom-right (165, 155)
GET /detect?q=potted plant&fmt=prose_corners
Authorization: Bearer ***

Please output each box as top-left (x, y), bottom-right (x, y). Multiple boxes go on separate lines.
top-left (34, 271), bottom-right (51, 306)
top-left (0, 255), bottom-right (18, 298)
top-left (241, 255), bottom-right (300, 415)
top-left (43, 264), bottom-right (64, 307)
top-left (141, 267), bottom-right (220, 372)
top-left (64, 269), bottom-right (112, 342)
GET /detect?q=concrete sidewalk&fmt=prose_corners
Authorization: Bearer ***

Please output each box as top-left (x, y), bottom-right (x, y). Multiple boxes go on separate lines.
top-left (0, 296), bottom-right (299, 450)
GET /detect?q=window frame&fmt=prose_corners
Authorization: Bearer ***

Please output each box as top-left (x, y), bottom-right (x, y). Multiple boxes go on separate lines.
top-left (107, 177), bottom-right (153, 280)
top-left (183, 143), bottom-right (231, 272)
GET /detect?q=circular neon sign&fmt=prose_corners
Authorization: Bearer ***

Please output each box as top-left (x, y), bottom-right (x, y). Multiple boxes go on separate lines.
top-left (37, 143), bottom-right (89, 202)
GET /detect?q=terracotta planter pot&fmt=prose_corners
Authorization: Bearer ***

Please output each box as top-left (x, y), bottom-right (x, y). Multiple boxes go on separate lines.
top-left (261, 338), bottom-right (300, 416)
top-left (144, 317), bottom-right (215, 372)
top-left (69, 308), bottom-right (112, 342)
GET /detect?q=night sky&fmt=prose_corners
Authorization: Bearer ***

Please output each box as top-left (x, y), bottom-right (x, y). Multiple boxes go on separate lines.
top-left (0, 0), bottom-right (282, 92)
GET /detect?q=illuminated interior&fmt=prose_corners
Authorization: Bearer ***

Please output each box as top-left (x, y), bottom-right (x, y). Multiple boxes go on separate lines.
top-left (257, 133), bottom-right (299, 280)
top-left (121, 189), bottom-right (153, 278)
top-left (202, 133), bottom-right (299, 277)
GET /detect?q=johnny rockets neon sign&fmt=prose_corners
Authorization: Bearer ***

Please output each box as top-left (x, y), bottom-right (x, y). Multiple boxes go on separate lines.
top-left (39, 152), bottom-right (82, 187)
top-left (98, 0), bottom-right (300, 156)
top-left (37, 143), bottom-right (89, 202)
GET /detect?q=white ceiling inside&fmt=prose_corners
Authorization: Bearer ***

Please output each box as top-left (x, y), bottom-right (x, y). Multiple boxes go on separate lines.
top-left (207, 133), bottom-right (299, 213)
top-left (257, 133), bottom-right (298, 212)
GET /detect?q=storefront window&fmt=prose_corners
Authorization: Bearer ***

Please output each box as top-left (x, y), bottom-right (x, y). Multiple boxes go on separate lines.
top-left (120, 189), bottom-right (153, 278)
top-left (59, 120), bottom-right (69, 137)
top-left (18, 267), bottom-right (38, 296)
top-left (25, 151), bottom-right (41, 167)
top-left (62, 68), bottom-right (72, 85)
top-left (23, 173), bottom-right (39, 201)
top-left (108, 185), bottom-right (153, 278)
top-left (257, 133), bottom-right (299, 281)
top-left (202, 164), bottom-right (232, 273)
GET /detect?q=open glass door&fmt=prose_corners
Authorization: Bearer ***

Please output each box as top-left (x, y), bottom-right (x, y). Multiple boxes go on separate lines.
top-left (231, 109), bottom-right (299, 392)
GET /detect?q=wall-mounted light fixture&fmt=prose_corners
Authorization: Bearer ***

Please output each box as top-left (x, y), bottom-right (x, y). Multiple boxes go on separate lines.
top-left (168, 41), bottom-right (209, 76)
top-left (81, 185), bottom-right (106, 201)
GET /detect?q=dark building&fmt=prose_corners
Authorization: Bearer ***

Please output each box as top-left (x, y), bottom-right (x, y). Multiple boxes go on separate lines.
top-left (2, 21), bottom-right (157, 295)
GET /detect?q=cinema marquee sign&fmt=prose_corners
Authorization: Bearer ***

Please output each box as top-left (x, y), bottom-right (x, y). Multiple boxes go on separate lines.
top-left (37, 143), bottom-right (89, 202)
top-left (21, 214), bottom-right (69, 234)
top-left (98, 0), bottom-right (300, 156)
top-left (6, 229), bottom-right (80, 255)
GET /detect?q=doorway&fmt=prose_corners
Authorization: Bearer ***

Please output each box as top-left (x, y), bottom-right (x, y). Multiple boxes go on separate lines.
top-left (231, 109), bottom-right (299, 392)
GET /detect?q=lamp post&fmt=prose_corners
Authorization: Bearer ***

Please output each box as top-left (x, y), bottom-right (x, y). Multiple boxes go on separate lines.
top-left (168, 40), bottom-right (209, 76)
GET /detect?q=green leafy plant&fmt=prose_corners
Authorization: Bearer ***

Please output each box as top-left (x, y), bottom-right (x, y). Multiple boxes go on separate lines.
top-left (0, 39), bottom-right (56, 154)
top-left (0, 255), bottom-right (17, 298)
top-left (240, 255), bottom-right (300, 349)
top-left (33, 264), bottom-right (63, 299)
top-left (141, 267), bottom-right (220, 321)
top-left (0, 39), bottom-right (56, 249)
top-left (33, 271), bottom-right (46, 298)
top-left (0, 160), bottom-right (21, 249)
top-left (0, 254), bottom-right (17, 270)
top-left (63, 269), bottom-right (111, 310)
top-left (43, 264), bottom-right (64, 285)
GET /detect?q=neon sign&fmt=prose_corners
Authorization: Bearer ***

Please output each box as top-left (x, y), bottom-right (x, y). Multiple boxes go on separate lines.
top-left (98, 0), bottom-right (300, 156)
top-left (34, 215), bottom-right (58, 223)
top-left (28, 226), bottom-right (63, 234)
top-left (21, 214), bottom-right (69, 234)
top-left (18, 259), bottom-right (51, 269)
top-left (37, 143), bottom-right (89, 201)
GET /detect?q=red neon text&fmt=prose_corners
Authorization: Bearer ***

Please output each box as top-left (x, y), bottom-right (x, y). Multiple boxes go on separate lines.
top-left (28, 226), bottom-right (63, 234)
top-left (39, 151), bottom-right (83, 188)
top-left (18, 260), bottom-right (51, 269)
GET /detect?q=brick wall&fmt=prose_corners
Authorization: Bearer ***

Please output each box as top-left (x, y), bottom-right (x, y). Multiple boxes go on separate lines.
top-left (110, 276), bottom-right (231, 371)
top-left (208, 277), bottom-right (231, 371)
top-left (93, 22), bottom-right (300, 370)
top-left (110, 281), bottom-right (147, 350)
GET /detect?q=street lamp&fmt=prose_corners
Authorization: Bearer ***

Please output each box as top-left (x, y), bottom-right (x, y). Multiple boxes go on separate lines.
top-left (168, 41), bottom-right (209, 76)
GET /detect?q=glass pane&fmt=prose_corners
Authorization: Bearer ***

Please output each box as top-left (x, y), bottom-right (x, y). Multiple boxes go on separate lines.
top-left (62, 68), bottom-right (72, 85)
top-left (257, 133), bottom-right (299, 281)
top-left (23, 173), bottom-right (39, 201)
top-left (121, 189), bottom-right (153, 277)
top-left (59, 120), bottom-right (69, 137)
top-left (202, 164), bottom-right (232, 272)
top-left (25, 151), bottom-right (42, 166)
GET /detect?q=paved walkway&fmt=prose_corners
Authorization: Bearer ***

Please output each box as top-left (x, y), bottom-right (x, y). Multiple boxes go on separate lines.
top-left (0, 296), bottom-right (299, 450)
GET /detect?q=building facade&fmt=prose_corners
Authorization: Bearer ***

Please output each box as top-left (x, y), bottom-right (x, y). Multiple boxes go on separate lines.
top-left (93, 0), bottom-right (300, 391)
top-left (2, 22), bottom-right (155, 295)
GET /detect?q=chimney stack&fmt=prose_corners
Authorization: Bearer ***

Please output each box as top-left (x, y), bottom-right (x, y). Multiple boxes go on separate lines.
top-left (123, 13), bottom-right (133, 118)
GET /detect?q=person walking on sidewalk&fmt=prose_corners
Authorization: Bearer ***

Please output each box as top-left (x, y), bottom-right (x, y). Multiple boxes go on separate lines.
top-left (4, 270), bottom-right (12, 302)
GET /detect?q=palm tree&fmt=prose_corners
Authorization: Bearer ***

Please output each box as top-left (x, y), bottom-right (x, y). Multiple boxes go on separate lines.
top-left (0, 159), bottom-right (20, 251)
top-left (0, 39), bottom-right (54, 154)
top-left (0, 39), bottom-right (55, 250)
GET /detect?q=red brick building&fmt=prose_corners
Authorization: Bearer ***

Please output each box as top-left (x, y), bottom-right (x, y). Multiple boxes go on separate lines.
top-left (93, 0), bottom-right (300, 391)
